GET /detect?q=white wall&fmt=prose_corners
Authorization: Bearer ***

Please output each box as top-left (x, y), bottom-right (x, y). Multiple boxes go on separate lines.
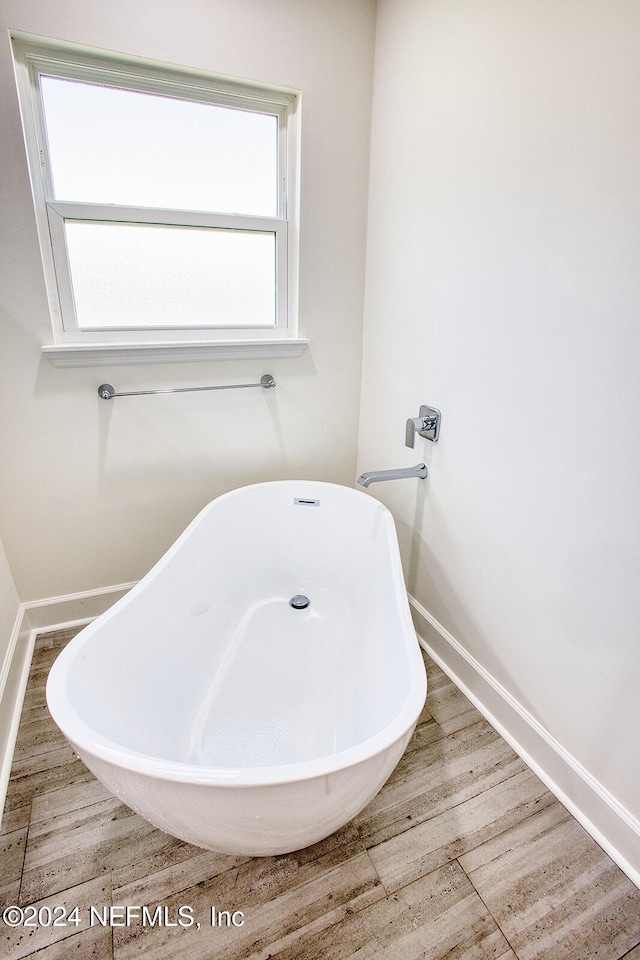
top-left (0, 535), bottom-right (21, 669)
top-left (0, 0), bottom-right (375, 600)
top-left (0, 531), bottom-right (28, 805)
top-left (360, 0), bottom-right (640, 878)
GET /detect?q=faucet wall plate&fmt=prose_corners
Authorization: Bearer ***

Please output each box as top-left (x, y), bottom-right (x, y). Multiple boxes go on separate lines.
top-left (405, 405), bottom-right (441, 447)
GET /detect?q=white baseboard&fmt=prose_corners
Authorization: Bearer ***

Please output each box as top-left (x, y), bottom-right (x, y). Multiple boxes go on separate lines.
top-left (3, 583), bottom-right (639, 891)
top-left (410, 595), bottom-right (640, 891)
top-left (0, 606), bottom-right (35, 820)
top-left (0, 582), bottom-right (135, 822)
top-left (23, 581), bottom-right (136, 630)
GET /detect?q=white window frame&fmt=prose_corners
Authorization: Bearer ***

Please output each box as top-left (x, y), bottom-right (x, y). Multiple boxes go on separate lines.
top-left (11, 33), bottom-right (306, 366)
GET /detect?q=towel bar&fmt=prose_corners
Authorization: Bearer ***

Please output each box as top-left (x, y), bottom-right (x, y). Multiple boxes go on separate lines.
top-left (98, 374), bottom-right (276, 400)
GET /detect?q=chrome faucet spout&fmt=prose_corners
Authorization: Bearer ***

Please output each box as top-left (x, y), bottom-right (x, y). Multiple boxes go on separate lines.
top-left (357, 463), bottom-right (428, 487)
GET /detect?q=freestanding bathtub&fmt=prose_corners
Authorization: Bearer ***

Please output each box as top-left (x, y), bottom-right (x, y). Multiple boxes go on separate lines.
top-left (46, 480), bottom-right (427, 855)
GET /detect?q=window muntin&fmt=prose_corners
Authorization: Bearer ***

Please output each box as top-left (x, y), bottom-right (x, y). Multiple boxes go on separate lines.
top-left (11, 35), bottom-right (300, 356)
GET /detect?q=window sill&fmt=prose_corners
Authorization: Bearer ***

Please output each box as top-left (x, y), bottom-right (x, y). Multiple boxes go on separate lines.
top-left (41, 338), bottom-right (309, 367)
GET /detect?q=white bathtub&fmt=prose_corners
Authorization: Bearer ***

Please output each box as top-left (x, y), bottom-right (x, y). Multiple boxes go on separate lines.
top-left (46, 481), bottom-right (427, 855)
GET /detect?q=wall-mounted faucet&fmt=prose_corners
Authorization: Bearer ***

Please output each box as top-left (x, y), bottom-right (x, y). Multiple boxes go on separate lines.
top-left (405, 405), bottom-right (441, 447)
top-left (357, 463), bottom-right (428, 487)
top-left (357, 404), bottom-right (441, 487)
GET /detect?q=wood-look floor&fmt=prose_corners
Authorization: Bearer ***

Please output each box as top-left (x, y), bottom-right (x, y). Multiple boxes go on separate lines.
top-left (2, 627), bottom-right (640, 960)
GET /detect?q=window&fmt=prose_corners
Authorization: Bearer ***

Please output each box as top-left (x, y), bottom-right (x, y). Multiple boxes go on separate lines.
top-left (11, 34), bottom-right (306, 365)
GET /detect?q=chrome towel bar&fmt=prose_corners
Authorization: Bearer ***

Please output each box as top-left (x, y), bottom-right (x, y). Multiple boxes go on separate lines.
top-left (98, 373), bottom-right (276, 400)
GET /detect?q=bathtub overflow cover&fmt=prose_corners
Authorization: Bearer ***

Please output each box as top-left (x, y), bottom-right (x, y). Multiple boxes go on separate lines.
top-left (290, 594), bottom-right (310, 610)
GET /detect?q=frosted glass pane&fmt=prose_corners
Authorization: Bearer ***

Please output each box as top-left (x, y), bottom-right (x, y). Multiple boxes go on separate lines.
top-left (41, 77), bottom-right (278, 216)
top-left (64, 221), bottom-right (276, 328)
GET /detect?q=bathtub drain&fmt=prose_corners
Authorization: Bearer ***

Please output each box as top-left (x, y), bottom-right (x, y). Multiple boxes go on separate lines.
top-left (290, 595), bottom-right (310, 609)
